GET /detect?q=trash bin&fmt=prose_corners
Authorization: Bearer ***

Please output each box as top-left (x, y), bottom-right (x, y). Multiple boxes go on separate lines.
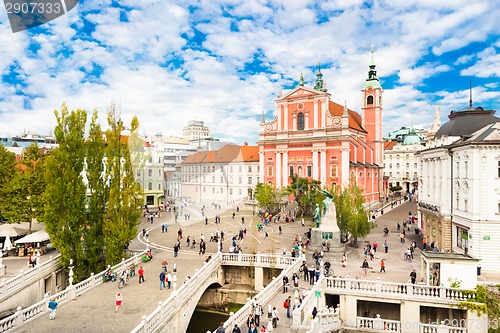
top-left (477, 267), bottom-right (481, 276)
top-left (415, 229), bottom-right (420, 235)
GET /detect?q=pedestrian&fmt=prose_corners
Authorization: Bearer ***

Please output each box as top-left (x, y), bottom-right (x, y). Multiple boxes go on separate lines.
top-left (232, 324), bottom-right (241, 333)
top-left (166, 272), bottom-right (172, 289)
top-left (260, 325), bottom-right (268, 332)
top-left (397, 222), bottom-right (400, 231)
top-left (380, 259), bottom-right (386, 273)
top-left (174, 243), bottom-right (179, 257)
top-left (248, 322), bottom-right (257, 333)
top-left (205, 217), bottom-right (208, 225)
top-left (138, 266), bottom-right (145, 284)
top-left (372, 241), bottom-right (378, 253)
top-left (410, 269), bottom-right (417, 284)
top-left (312, 306), bottom-right (318, 319)
top-left (282, 275), bottom-right (289, 293)
top-left (161, 224), bottom-right (165, 233)
top-left (232, 212), bottom-right (236, 219)
top-left (423, 237), bottom-right (427, 250)
top-left (187, 236), bottom-right (191, 248)
top-left (400, 232), bottom-right (405, 243)
top-left (246, 314), bottom-right (255, 330)
top-left (254, 303), bottom-right (262, 327)
top-left (278, 225), bottom-right (282, 235)
top-left (242, 216), bottom-right (245, 224)
top-left (285, 296), bottom-right (292, 318)
top-left (383, 240), bottom-right (389, 253)
top-left (216, 321), bottom-right (226, 333)
top-left (362, 258), bottom-right (369, 276)
top-left (271, 306), bottom-right (279, 328)
top-left (159, 271), bottom-right (165, 290)
top-left (48, 298), bottom-right (58, 320)
top-left (115, 292), bottom-right (122, 313)
top-left (342, 252), bottom-right (347, 267)
top-left (161, 259), bottom-right (168, 272)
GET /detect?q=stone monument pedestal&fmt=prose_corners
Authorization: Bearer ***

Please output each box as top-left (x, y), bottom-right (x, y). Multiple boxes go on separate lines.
top-left (311, 195), bottom-right (345, 259)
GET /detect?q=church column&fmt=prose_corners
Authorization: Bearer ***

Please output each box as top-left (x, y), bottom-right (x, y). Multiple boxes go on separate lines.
top-left (320, 149), bottom-right (327, 186)
top-left (282, 151), bottom-right (288, 187)
top-left (276, 151), bottom-right (282, 188)
top-left (277, 105), bottom-right (282, 131)
top-left (314, 101), bottom-right (319, 128)
top-left (305, 111), bottom-right (309, 130)
top-left (321, 99), bottom-right (327, 128)
top-left (312, 149), bottom-right (319, 180)
top-left (259, 151), bottom-right (265, 182)
top-left (284, 105), bottom-right (289, 131)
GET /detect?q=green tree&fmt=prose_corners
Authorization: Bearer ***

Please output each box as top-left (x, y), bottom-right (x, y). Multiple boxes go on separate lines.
top-left (6, 142), bottom-right (47, 231)
top-left (102, 107), bottom-right (142, 265)
top-left (254, 182), bottom-right (282, 214)
top-left (0, 145), bottom-right (16, 221)
top-left (83, 110), bottom-right (107, 273)
top-left (288, 175), bottom-right (321, 217)
top-left (44, 103), bottom-right (88, 279)
top-left (333, 180), bottom-right (373, 243)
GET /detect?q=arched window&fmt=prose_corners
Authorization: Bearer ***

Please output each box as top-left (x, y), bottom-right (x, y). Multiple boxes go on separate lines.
top-left (148, 182), bottom-right (152, 190)
top-left (297, 112), bottom-right (305, 130)
top-left (367, 95), bottom-right (374, 105)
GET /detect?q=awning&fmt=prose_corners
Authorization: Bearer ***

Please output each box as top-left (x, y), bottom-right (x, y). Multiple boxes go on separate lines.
top-left (0, 224), bottom-right (29, 237)
top-left (15, 230), bottom-right (50, 244)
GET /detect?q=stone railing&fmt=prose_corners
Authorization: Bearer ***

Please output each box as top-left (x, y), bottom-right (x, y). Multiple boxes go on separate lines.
top-left (305, 309), bottom-right (341, 333)
top-left (0, 251), bottom-right (145, 333)
top-left (220, 252), bottom-right (296, 268)
top-left (325, 277), bottom-right (476, 303)
top-left (356, 316), bottom-right (401, 332)
top-left (131, 252), bottom-right (223, 333)
top-left (291, 275), bottom-right (324, 329)
top-left (216, 255), bottom-right (303, 333)
top-left (0, 255), bottom-right (62, 303)
top-left (419, 323), bottom-right (468, 333)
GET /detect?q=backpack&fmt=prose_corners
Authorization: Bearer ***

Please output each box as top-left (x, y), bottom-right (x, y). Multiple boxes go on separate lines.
top-left (283, 300), bottom-right (288, 309)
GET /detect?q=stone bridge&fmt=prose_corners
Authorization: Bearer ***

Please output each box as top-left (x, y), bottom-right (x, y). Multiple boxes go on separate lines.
top-left (0, 255), bottom-right (63, 317)
top-left (131, 252), bottom-right (301, 333)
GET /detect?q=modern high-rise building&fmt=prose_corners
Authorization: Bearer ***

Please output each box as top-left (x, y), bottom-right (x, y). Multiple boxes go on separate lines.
top-left (182, 120), bottom-right (210, 141)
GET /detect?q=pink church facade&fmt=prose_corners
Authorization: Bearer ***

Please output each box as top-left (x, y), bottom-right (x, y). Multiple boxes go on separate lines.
top-left (257, 56), bottom-right (383, 203)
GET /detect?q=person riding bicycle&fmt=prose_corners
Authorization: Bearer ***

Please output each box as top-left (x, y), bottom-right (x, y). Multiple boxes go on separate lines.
top-left (119, 269), bottom-right (128, 285)
top-left (383, 227), bottom-right (389, 236)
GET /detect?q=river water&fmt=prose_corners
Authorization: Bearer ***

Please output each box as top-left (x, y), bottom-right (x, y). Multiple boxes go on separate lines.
top-left (186, 310), bottom-right (229, 333)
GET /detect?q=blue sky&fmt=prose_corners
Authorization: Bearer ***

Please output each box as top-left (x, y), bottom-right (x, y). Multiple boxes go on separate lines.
top-left (0, 0), bottom-right (499, 144)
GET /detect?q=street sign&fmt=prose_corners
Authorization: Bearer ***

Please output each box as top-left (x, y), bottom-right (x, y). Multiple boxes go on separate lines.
top-left (483, 236), bottom-right (490, 240)
top-left (315, 291), bottom-right (321, 297)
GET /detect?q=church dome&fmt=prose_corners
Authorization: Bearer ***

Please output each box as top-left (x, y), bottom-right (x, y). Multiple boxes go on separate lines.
top-left (402, 129), bottom-right (421, 145)
top-left (435, 106), bottom-right (498, 139)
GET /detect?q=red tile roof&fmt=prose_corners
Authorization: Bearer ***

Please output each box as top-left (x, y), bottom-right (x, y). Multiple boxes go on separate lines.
top-left (384, 141), bottom-right (398, 150)
top-left (328, 101), bottom-right (366, 133)
top-left (182, 144), bottom-right (259, 164)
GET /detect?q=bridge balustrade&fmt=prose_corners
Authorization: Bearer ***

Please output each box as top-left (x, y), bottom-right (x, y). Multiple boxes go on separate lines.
top-left (0, 255), bottom-right (61, 302)
top-left (324, 277), bottom-right (477, 303)
top-left (356, 316), bottom-right (401, 332)
top-left (419, 323), bottom-right (468, 333)
top-left (217, 255), bottom-right (303, 332)
top-left (0, 251), bottom-right (145, 333)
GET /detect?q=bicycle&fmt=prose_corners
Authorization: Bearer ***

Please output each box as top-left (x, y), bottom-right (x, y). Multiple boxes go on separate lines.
top-left (403, 252), bottom-right (412, 263)
top-left (118, 275), bottom-right (129, 289)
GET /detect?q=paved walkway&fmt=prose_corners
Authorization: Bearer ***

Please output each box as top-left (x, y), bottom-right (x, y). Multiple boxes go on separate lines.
top-left (15, 202), bottom-right (311, 333)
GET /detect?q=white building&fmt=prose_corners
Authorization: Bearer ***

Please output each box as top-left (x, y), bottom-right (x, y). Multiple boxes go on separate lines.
top-left (180, 143), bottom-right (259, 205)
top-left (383, 127), bottom-right (426, 195)
top-left (418, 104), bottom-right (500, 272)
top-left (149, 134), bottom-right (198, 173)
top-left (182, 120), bottom-right (210, 141)
top-left (135, 143), bottom-right (164, 207)
top-left (165, 171), bottom-right (181, 198)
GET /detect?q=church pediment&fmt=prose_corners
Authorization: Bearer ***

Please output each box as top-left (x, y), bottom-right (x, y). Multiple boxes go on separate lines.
top-left (278, 86), bottom-right (327, 100)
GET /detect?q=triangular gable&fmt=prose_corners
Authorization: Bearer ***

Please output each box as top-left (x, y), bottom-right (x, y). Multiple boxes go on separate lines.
top-left (278, 86), bottom-right (328, 100)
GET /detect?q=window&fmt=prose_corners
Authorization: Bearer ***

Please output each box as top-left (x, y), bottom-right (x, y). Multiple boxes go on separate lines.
top-left (367, 95), bottom-right (374, 105)
top-left (297, 112), bottom-right (305, 130)
top-left (456, 162), bottom-right (460, 178)
top-left (203, 176), bottom-right (206, 182)
top-left (147, 169), bottom-right (152, 177)
top-left (203, 187), bottom-right (206, 193)
top-left (221, 166), bottom-right (224, 172)
top-left (229, 176), bottom-right (233, 183)
top-left (257, 166), bottom-right (259, 172)
top-left (267, 165), bottom-right (273, 177)
top-left (137, 171), bottom-right (141, 177)
top-left (406, 163), bottom-right (409, 169)
top-left (203, 166), bottom-right (206, 172)
top-left (239, 166), bottom-right (242, 172)
top-left (464, 161), bottom-right (468, 178)
top-left (405, 154), bottom-right (409, 159)
top-left (159, 169), bottom-right (161, 176)
top-left (389, 172), bottom-right (392, 177)
top-left (158, 184), bottom-right (161, 190)
top-left (212, 188), bottom-right (215, 193)
top-left (289, 166), bottom-right (294, 176)
top-left (396, 163), bottom-right (400, 169)
top-left (148, 182), bottom-right (152, 190)
top-left (405, 172), bottom-right (409, 179)
top-left (220, 177), bottom-right (223, 183)
top-left (456, 226), bottom-right (468, 250)
top-left (220, 188), bottom-right (223, 194)
top-left (414, 163), bottom-right (417, 169)
top-left (212, 176), bottom-right (215, 183)
top-left (230, 166), bottom-right (233, 172)
top-left (212, 166), bottom-right (215, 172)
top-left (498, 161), bottom-right (500, 178)
top-left (330, 164), bottom-right (337, 178)
top-left (230, 189), bottom-right (233, 195)
top-left (359, 172), bottom-right (362, 178)
top-left (389, 163), bottom-right (392, 169)
top-left (149, 157), bottom-right (153, 163)
top-left (248, 166), bottom-right (252, 172)
top-left (368, 172), bottom-right (370, 178)
top-left (464, 199), bottom-right (468, 212)
top-left (239, 189), bottom-right (242, 195)
top-left (248, 177), bottom-right (252, 184)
